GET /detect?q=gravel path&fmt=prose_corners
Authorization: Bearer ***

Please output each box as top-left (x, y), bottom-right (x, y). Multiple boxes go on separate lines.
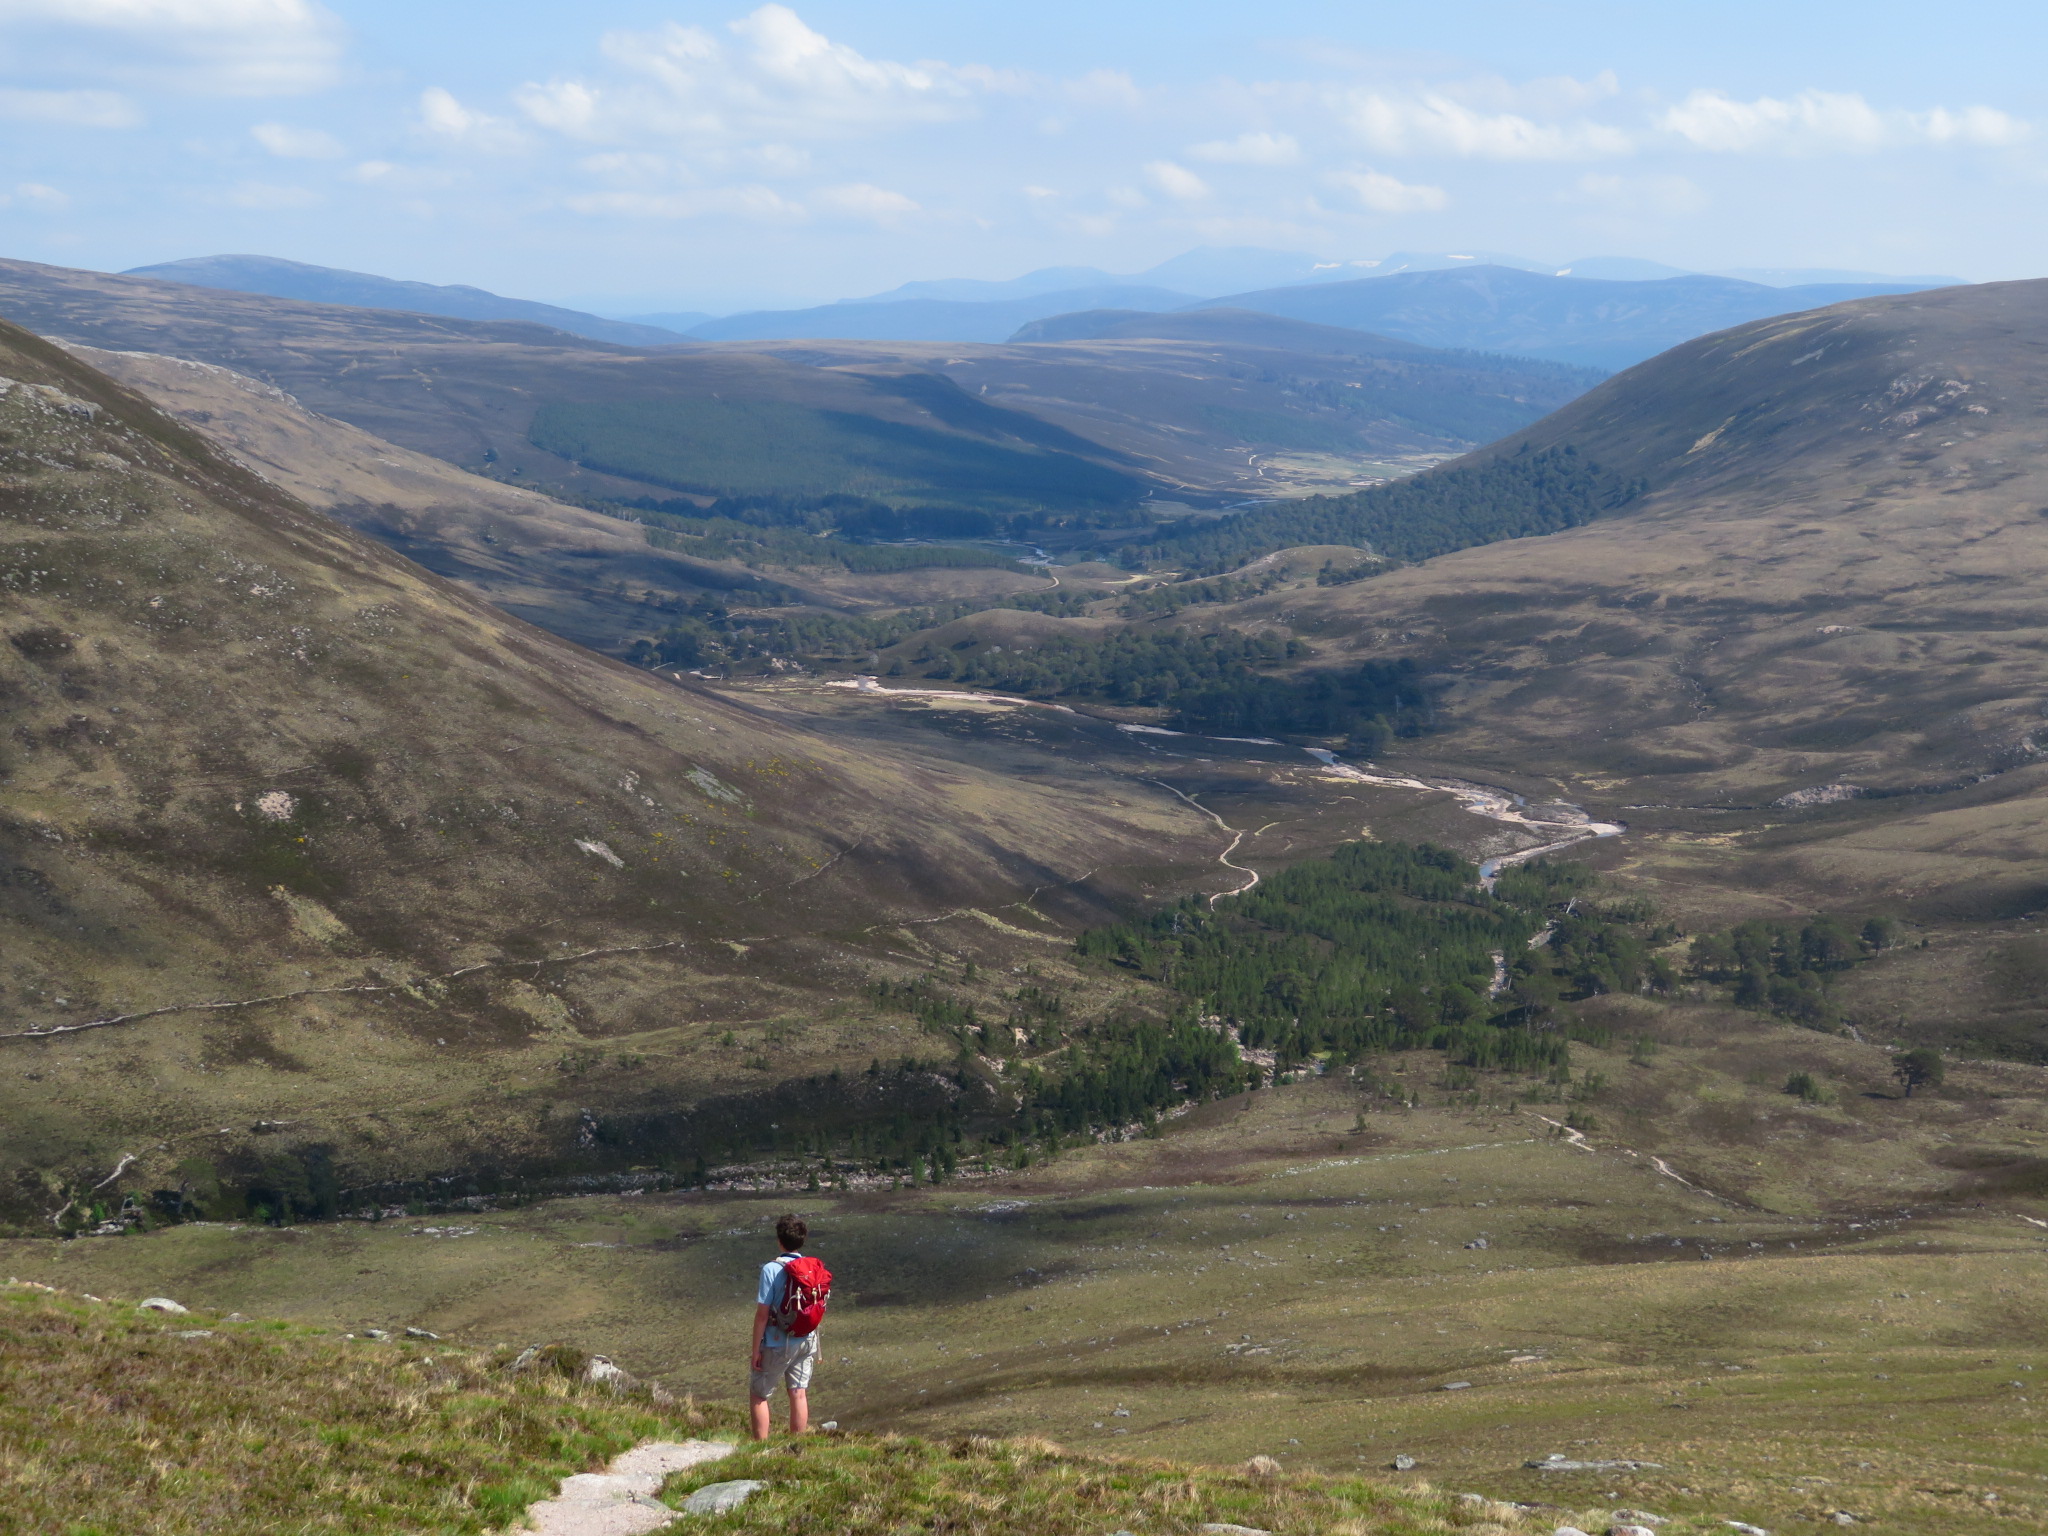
top-left (524, 1440), bottom-right (736, 1535)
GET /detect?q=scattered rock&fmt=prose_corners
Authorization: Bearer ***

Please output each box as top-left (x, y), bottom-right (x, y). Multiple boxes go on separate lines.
top-left (1613, 1513), bottom-right (1665, 1527)
top-left (1441, 1381), bottom-right (1473, 1390)
top-left (1831, 1516), bottom-right (1858, 1527)
top-left (587, 1355), bottom-right (627, 1384)
top-left (1466, 1238), bottom-right (1489, 1249)
top-left (405, 1326), bottom-right (439, 1340)
top-left (1243, 1455), bottom-right (1283, 1477)
top-left (173, 1329), bottom-right (214, 1340)
top-left (138, 1297), bottom-right (189, 1315)
top-left (820, 1421), bottom-right (839, 1431)
top-left (1723, 1524), bottom-right (1770, 1535)
top-left (1199, 1524), bottom-right (1272, 1535)
top-left (361, 1328), bottom-right (391, 1342)
top-left (1391, 1454), bottom-right (1416, 1471)
top-left (1112, 1407), bottom-right (1131, 1417)
top-left (1554, 1527), bottom-right (1593, 1536)
top-left (1610, 1526), bottom-right (1659, 1536)
top-left (680, 1480), bottom-right (766, 1515)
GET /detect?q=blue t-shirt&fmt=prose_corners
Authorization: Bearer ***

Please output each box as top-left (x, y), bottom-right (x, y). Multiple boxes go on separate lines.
top-left (757, 1253), bottom-right (801, 1346)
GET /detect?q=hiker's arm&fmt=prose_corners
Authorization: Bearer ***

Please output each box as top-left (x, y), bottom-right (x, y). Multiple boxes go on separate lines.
top-left (751, 1303), bottom-right (770, 1368)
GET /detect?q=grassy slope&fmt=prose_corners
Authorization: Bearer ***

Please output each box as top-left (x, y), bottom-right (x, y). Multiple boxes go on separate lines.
top-left (1, 1281), bottom-right (1610, 1536)
top-left (0, 320), bottom-right (1214, 1205)
top-left (16, 990), bottom-right (2048, 1535)
top-left (0, 1282), bottom-right (728, 1534)
top-left (62, 343), bottom-right (817, 655)
top-left (1228, 280), bottom-right (2048, 799)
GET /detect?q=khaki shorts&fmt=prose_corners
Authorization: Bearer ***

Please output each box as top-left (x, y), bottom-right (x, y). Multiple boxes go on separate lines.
top-left (750, 1332), bottom-right (819, 1399)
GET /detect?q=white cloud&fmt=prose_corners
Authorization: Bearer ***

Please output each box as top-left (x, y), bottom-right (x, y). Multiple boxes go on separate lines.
top-left (418, 87), bottom-right (525, 152)
top-left (1144, 159), bottom-right (1210, 200)
top-left (1329, 167), bottom-right (1448, 213)
top-left (1347, 91), bottom-right (1634, 159)
top-left (1660, 89), bottom-right (2030, 153)
top-left (1917, 104), bottom-right (2031, 146)
top-left (814, 181), bottom-right (918, 220)
top-left (0, 87), bottom-right (138, 126)
top-left (251, 120), bottom-right (341, 158)
top-left (0, 180), bottom-right (69, 208)
top-left (1188, 130), bottom-right (1300, 166)
top-left (0, 0), bottom-right (345, 95)
top-left (522, 5), bottom-right (989, 146)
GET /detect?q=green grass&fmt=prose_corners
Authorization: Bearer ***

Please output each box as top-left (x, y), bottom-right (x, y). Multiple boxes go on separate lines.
top-left (657, 1432), bottom-right (1573, 1535)
top-left (0, 1283), bottom-right (732, 1534)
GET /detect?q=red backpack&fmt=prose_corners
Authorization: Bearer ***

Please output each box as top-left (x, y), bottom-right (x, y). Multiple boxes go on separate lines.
top-left (773, 1254), bottom-right (833, 1337)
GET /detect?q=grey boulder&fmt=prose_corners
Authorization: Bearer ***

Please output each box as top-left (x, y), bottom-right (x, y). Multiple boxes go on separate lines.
top-left (681, 1480), bottom-right (767, 1515)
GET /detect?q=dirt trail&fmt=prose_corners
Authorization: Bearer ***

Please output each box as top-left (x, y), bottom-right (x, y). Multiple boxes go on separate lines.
top-left (525, 1439), bottom-right (735, 1535)
top-left (1144, 779), bottom-right (1261, 904)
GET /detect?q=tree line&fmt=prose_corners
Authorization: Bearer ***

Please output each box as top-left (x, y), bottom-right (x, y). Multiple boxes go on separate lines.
top-left (1116, 444), bottom-right (1646, 576)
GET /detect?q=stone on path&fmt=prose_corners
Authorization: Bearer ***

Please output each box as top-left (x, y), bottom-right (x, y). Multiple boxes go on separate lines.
top-left (680, 1480), bottom-right (767, 1515)
top-left (524, 1439), bottom-right (735, 1536)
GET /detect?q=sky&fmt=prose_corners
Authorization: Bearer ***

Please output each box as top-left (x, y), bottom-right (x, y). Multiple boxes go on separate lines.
top-left (1, 0), bottom-right (2043, 313)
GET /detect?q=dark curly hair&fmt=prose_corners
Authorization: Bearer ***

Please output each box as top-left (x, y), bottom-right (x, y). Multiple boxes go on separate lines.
top-left (775, 1213), bottom-right (808, 1250)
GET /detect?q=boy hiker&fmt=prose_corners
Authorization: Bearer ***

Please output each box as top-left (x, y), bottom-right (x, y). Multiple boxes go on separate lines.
top-left (749, 1213), bottom-right (832, 1440)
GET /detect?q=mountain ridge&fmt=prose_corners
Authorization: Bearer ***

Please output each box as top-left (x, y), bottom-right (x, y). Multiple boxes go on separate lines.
top-left (121, 254), bottom-right (693, 349)
top-left (1181, 264), bottom-right (1954, 370)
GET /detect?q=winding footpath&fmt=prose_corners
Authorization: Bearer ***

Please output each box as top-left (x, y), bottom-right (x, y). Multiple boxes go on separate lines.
top-left (525, 1440), bottom-right (739, 1535)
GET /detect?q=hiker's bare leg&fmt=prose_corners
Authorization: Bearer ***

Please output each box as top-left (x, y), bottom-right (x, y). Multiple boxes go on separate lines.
top-left (749, 1394), bottom-right (773, 1440)
top-left (788, 1387), bottom-right (809, 1434)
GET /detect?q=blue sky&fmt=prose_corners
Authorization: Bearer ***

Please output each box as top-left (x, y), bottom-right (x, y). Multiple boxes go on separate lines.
top-left (1, 1), bottom-right (2042, 311)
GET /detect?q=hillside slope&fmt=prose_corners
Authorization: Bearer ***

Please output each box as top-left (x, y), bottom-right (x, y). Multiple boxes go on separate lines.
top-left (1216, 280), bottom-right (2048, 878)
top-left (0, 259), bottom-right (1147, 514)
top-left (0, 258), bottom-right (1593, 512)
top-left (0, 321), bottom-right (1200, 1208)
top-left (124, 253), bottom-right (691, 348)
top-left (61, 344), bottom-right (812, 652)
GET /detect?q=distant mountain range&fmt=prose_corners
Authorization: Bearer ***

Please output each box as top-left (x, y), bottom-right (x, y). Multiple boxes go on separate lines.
top-left (1016, 266), bottom-right (1957, 371)
top-left (121, 254), bottom-right (693, 348)
top-left (668, 249), bottom-right (1965, 350)
top-left (678, 284), bottom-right (1199, 344)
top-left (120, 247), bottom-right (1971, 364)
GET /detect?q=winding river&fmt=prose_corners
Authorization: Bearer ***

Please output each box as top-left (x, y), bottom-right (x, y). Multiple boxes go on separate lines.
top-left (826, 676), bottom-right (1626, 879)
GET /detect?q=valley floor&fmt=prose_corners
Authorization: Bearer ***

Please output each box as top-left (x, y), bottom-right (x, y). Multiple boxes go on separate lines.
top-left (11, 1040), bottom-right (2048, 1536)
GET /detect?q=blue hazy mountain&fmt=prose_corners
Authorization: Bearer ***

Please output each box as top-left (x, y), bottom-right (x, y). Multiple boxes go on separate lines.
top-left (682, 284), bottom-right (1200, 343)
top-left (1156, 265), bottom-right (1956, 371)
top-left (122, 255), bottom-right (693, 347)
